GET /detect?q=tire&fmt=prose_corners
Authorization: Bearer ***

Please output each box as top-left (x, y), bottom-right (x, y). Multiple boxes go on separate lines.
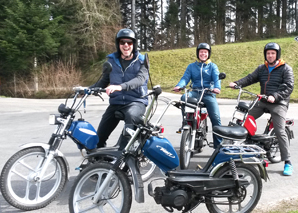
top-left (89, 153), bottom-right (156, 182)
top-left (0, 147), bottom-right (67, 211)
top-left (137, 154), bottom-right (156, 182)
top-left (69, 162), bottom-right (132, 213)
top-left (206, 163), bottom-right (262, 213)
top-left (266, 128), bottom-right (291, 163)
top-left (180, 129), bottom-right (192, 170)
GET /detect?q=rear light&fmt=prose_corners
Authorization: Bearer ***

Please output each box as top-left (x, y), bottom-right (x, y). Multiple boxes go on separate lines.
top-left (263, 160), bottom-right (269, 168)
top-left (159, 126), bottom-right (164, 133)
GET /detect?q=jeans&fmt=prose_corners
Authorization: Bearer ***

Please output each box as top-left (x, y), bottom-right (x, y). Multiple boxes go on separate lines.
top-left (181, 91), bottom-right (222, 148)
top-left (96, 102), bottom-right (146, 150)
top-left (249, 101), bottom-right (290, 161)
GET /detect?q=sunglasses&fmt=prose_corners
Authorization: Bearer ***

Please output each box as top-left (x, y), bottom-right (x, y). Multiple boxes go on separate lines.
top-left (119, 40), bottom-right (133, 46)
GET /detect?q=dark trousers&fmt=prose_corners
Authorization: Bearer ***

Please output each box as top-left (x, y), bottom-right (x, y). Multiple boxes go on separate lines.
top-left (249, 101), bottom-right (290, 161)
top-left (96, 102), bottom-right (146, 150)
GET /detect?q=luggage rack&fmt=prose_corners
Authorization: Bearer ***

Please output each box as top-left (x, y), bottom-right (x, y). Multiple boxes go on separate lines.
top-left (221, 144), bottom-right (266, 156)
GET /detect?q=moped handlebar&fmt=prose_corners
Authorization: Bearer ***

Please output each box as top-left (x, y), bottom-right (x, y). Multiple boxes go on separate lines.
top-left (72, 86), bottom-right (106, 94)
top-left (227, 85), bottom-right (268, 103)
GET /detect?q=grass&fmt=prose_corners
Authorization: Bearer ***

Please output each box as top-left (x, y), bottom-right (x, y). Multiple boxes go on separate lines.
top-left (253, 197), bottom-right (298, 213)
top-left (144, 37), bottom-right (298, 102)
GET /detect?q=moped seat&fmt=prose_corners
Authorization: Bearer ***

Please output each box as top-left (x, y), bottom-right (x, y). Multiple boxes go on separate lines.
top-left (213, 125), bottom-right (248, 140)
top-left (237, 101), bottom-right (251, 112)
top-left (186, 97), bottom-right (206, 108)
top-left (251, 134), bottom-right (275, 141)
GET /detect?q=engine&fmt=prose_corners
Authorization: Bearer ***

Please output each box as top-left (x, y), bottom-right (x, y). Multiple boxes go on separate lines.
top-left (153, 186), bottom-right (188, 210)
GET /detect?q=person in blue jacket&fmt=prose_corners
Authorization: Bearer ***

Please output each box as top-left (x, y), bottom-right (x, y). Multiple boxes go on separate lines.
top-left (90, 28), bottom-right (148, 150)
top-left (173, 43), bottom-right (222, 148)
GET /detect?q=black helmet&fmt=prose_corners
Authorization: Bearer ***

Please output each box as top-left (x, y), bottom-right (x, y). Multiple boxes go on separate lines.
top-left (115, 28), bottom-right (137, 54)
top-left (196, 43), bottom-right (211, 60)
top-left (264, 42), bottom-right (281, 61)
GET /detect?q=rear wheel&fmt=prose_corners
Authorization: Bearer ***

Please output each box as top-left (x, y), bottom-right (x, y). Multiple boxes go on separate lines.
top-left (206, 163), bottom-right (262, 213)
top-left (180, 129), bottom-right (192, 170)
top-left (266, 128), bottom-right (291, 163)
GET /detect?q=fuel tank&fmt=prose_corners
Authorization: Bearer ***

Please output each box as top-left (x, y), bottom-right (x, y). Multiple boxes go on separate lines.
top-left (142, 136), bottom-right (179, 172)
top-left (68, 120), bottom-right (99, 150)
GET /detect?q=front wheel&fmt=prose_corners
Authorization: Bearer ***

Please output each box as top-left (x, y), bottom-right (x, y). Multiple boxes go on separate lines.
top-left (0, 147), bottom-right (68, 211)
top-left (180, 129), bottom-right (192, 170)
top-left (206, 163), bottom-right (262, 213)
top-left (69, 162), bottom-right (132, 213)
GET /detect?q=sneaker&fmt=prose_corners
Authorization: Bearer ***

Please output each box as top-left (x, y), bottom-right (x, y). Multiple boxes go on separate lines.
top-left (176, 127), bottom-right (182, 134)
top-left (283, 163), bottom-right (293, 176)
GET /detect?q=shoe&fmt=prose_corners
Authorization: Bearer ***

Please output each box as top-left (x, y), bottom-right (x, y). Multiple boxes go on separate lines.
top-left (176, 127), bottom-right (182, 134)
top-left (283, 163), bottom-right (293, 176)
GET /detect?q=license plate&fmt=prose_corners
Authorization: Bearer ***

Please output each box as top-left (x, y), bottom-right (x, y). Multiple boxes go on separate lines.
top-left (185, 106), bottom-right (195, 113)
top-left (234, 111), bottom-right (245, 120)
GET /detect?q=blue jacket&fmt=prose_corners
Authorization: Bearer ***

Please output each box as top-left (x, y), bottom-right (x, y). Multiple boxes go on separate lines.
top-left (107, 52), bottom-right (149, 106)
top-left (176, 59), bottom-right (221, 90)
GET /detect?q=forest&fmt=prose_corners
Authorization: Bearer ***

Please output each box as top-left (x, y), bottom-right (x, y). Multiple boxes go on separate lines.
top-left (0, 0), bottom-right (297, 97)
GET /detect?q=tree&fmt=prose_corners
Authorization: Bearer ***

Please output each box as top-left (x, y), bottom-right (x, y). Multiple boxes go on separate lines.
top-left (0, 0), bottom-right (62, 77)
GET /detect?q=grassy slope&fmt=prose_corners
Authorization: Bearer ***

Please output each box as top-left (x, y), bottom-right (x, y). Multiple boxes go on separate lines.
top-left (145, 37), bottom-right (298, 102)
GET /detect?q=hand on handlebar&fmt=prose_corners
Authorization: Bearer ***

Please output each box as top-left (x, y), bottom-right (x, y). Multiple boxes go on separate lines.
top-left (267, 95), bottom-right (275, 103)
top-left (105, 85), bottom-right (122, 96)
top-left (229, 82), bottom-right (238, 88)
top-left (212, 88), bottom-right (221, 94)
top-left (173, 86), bottom-right (181, 92)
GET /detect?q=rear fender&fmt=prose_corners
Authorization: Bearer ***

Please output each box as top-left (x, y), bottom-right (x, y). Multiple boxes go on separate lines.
top-left (209, 159), bottom-right (268, 181)
top-left (20, 143), bottom-right (70, 179)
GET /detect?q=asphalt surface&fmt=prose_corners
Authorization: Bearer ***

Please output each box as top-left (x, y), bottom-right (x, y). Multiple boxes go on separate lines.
top-left (0, 92), bottom-right (297, 213)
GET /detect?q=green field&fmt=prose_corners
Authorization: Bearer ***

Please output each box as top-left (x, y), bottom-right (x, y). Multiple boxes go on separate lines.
top-left (144, 37), bottom-right (298, 102)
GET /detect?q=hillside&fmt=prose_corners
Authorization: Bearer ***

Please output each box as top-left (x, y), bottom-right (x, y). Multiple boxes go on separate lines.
top-left (145, 37), bottom-right (298, 102)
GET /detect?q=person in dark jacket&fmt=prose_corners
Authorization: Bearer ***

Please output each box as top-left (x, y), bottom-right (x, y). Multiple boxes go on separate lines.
top-left (173, 43), bottom-right (222, 149)
top-left (229, 42), bottom-right (294, 176)
top-left (90, 28), bottom-right (148, 150)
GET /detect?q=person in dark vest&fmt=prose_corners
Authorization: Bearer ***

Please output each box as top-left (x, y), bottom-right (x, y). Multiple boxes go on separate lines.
top-left (229, 42), bottom-right (294, 176)
top-left (90, 28), bottom-right (148, 150)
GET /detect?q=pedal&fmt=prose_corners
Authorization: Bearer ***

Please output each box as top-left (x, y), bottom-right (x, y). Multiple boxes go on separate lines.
top-left (208, 142), bottom-right (214, 148)
top-left (196, 164), bottom-right (203, 170)
top-left (176, 130), bottom-right (181, 134)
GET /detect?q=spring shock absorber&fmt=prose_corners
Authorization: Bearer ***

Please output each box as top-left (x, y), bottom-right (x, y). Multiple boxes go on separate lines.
top-left (229, 158), bottom-right (240, 189)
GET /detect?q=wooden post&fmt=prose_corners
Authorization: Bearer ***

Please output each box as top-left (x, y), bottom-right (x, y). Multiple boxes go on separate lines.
top-left (34, 57), bottom-right (38, 93)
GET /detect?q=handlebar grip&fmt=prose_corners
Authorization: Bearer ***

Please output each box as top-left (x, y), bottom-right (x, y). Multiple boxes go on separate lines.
top-left (92, 87), bottom-right (106, 93)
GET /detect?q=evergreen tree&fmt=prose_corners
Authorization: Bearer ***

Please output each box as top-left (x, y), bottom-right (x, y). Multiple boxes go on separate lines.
top-left (0, 0), bottom-right (62, 77)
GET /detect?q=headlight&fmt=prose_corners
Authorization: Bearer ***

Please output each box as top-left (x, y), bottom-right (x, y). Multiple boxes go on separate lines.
top-left (49, 114), bottom-right (60, 125)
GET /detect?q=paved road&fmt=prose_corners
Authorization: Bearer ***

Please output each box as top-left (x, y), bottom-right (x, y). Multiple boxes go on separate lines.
top-left (0, 92), bottom-right (297, 213)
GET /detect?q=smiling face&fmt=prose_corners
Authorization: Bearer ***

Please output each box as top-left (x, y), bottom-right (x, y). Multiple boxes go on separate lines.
top-left (266, 50), bottom-right (277, 65)
top-left (119, 39), bottom-right (133, 59)
top-left (198, 49), bottom-right (209, 62)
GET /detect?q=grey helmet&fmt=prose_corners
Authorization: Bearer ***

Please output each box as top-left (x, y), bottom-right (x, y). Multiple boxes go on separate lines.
top-left (264, 42), bottom-right (281, 61)
top-left (196, 43), bottom-right (211, 60)
top-left (115, 29), bottom-right (137, 55)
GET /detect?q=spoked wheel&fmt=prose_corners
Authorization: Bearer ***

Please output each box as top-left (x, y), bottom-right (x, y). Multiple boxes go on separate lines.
top-left (0, 147), bottom-right (67, 211)
top-left (69, 162), bottom-right (132, 213)
top-left (180, 129), bottom-right (192, 170)
top-left (206, 163), bottom-right (262, 213)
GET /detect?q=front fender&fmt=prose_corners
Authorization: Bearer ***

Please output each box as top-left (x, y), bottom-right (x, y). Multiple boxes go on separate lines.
top-left (20, 143), bottom-right (70, 179)
top-left (126, 156), bottom-right (145, 203)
